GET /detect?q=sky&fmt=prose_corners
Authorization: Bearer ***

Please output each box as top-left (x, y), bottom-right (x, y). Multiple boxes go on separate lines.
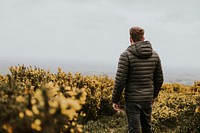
top-left (0, 0), bottom-right (200, 71)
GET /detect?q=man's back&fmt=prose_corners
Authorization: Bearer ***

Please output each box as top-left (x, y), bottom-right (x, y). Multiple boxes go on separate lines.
top-left (112, 40), bottom-right (163, 103)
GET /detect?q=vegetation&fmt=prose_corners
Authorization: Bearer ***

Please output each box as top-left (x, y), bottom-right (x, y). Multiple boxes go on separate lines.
top-left (0, 65), bottom-right (199, 133)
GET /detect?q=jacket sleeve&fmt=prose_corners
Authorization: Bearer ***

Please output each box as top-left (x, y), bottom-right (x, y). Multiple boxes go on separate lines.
top-left (153, 57), bottom-right (164, 99)
top-left (112, 51), bottom-right (129, 103)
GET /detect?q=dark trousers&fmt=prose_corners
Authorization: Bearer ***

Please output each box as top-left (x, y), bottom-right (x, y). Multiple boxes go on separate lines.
top-left (125, 101), bottom-right (152, 133)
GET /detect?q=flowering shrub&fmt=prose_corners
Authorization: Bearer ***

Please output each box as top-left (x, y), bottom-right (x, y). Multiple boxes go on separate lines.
top-left (152, 83), bottom-right (200, 132)
top-left (0, 65), bottom-right (200, 133)
top-left (0, 66), bottom-right (87, 133)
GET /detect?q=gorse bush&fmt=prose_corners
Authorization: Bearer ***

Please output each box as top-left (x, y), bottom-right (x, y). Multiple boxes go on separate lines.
top-left (0, 67), bottom-right (84, 133)
top-left (0, 65), bottom-right (200, 133)
top-left (0, 73), bottom-right (87, 133)
top-left (152, 83), bottom-right (200, 132)
top-left (84, 83), bottom-right (200, 133)
top-left (0, 65), bottom-right (115, 133)
top-left (9, 65), bottom-right (115, 121)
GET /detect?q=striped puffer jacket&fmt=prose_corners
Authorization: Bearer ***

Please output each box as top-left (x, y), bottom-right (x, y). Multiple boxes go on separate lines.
top-left (112, 41), bottom-right (163, 103)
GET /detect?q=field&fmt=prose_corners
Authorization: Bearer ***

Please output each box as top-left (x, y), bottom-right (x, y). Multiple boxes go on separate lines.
top-left (0, 65), bottom-right (200, 133)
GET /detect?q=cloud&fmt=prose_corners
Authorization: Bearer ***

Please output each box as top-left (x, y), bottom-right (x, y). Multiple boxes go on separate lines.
top-left (0, 0), bottom-right (200, 68)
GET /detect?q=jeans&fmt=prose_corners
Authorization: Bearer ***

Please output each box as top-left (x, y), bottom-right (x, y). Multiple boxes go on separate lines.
top-left (125, 101), bottom-right (152, 133)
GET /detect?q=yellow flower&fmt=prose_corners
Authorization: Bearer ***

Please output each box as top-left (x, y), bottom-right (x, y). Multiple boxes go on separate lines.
top-left (49, 108), bottom-right (56, 115)
top-left (77, 124), bottom-right (83, 132)
top-left (31, 123), bottom-right (36, 129)
top-left (49, 101), bottom-right (58, 108)
top-left (64, 86), bottom-right (71, 91)
top-left (34, 90), bottom-right (45, 106)
top-left (35, 119), bottom-right (41, 125)
top-left (19, 112), bottom-right (24, 119)
top-left (67, 88), bottom-right (77, 97)
top-left (195, 106), bottom-right (200, 113)
top-left (45, 82), bottom-right (60, 97)
top-left (80, 112), bottom-right (86, 117)
top-left (25, 109), bottom-right (33, 117)
top-left (24, 88), bottom-right (29, 95)
top-left (31, 99), bottom-right (36, 105)
top-left (61, 109), bottom-right (75, 120)
top-left (63, 99), bottom-right (81, 111)
top-left (39, 101), bottom-right (45, 106)
top-left (72, 122), bottom-right (76, 126)
top-left (16, 95), bottom-right (25, 102)
top-left (64, 125), bottom-right (69, 129)
top-left (32, 105), bottom-right (40, 115)
top-left (31, 119), bottom-right (42, 131)
top-left (59, 98), bottom-right (82, 119)
top-left (3, 124), bottom-right (13, 133)
top-left (35, 89), bottom-right (43, 101)
top-left (70, 129), bottom-right (74, 133)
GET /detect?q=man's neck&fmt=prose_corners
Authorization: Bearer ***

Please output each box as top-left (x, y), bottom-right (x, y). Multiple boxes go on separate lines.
top-left (131, 40), bottom-right (145, 45)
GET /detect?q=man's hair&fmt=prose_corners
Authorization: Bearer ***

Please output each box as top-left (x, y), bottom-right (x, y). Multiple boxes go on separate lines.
top-left (129, 27), bottom-right (144, 42)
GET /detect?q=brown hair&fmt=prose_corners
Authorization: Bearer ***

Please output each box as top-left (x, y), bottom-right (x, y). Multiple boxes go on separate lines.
top-left (129, 27), bottom-right (144, 42)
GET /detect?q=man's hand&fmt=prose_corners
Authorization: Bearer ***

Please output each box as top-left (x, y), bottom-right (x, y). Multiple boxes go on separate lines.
top-left (112, 103), bottom-right (120, 111)
top-left (112, 103), bottom-right (125, 112)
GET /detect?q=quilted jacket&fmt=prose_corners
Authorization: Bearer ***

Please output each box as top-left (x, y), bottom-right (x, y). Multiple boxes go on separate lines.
top-left (112, 41), bottom-right (163, 103)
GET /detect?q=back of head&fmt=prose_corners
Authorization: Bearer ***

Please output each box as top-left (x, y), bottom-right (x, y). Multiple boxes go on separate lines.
top-left (129, 27), bottom-right (144, 42)
top-left (128, 26), bottom-right (152, 59)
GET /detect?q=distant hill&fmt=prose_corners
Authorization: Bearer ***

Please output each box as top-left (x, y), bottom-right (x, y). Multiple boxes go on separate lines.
top-left (1, 59), bottom-right (200, 85)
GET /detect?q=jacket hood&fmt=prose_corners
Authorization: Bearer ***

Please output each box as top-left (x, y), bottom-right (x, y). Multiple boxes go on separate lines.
top-left (127, 41), bottom-right (153, 59)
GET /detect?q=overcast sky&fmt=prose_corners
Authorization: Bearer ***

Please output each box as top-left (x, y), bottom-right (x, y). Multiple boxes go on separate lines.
top-left (0, 0), bottom-right (200, 70)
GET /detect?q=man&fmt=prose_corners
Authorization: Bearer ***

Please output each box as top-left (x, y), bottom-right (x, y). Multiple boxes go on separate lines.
top-left (112, 26), bottom-right (163, 133)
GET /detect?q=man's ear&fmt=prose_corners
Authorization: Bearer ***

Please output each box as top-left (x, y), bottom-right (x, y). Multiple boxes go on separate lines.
top-left (130, 38), bottom-right (133, 44)
top-left (142, 36), bottom-right (145, 41)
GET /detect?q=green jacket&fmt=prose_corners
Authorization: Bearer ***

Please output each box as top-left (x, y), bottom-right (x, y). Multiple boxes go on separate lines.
top-left (112, 41), bottom-right (163, 103)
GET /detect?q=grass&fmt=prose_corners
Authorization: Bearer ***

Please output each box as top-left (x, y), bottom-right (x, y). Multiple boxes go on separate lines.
top-left (83, 112), bottom-right (127, 133)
